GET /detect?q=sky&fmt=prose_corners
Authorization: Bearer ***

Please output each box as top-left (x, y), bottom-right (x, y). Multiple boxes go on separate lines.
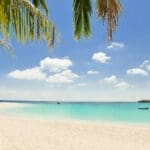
top-left (0, 0), bottom-right (150, 101)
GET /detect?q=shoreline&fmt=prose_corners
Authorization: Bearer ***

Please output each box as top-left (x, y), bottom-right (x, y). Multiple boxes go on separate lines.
top-left (0, 102), bottom-right (150, 127)
top-left (1, 113), bottom-right (150, 128)
top-left (0, 115), bottom-right (150, 150)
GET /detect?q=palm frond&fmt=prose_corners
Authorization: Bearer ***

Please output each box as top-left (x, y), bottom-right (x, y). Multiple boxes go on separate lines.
top-left (96, 0), bottom-right (122, 40)
top-left (73, 0), bottom-right (92, 40)
top-left (0, 0), bottom-right (56, 48)
top-left (0, 38), bottom-right (14, 56)
top-left (32, 0), bottom-right (48, 14)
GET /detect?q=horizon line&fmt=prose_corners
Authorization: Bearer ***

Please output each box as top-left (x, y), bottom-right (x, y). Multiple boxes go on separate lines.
top-left (0, 99), bottom-right (139, 103)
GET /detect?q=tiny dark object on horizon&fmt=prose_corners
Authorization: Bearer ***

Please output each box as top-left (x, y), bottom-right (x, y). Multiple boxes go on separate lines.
top-left (57, 102), bottom-right (60, 104)
top-left (138, 100), bottom-right (150, 103)
top-left (138, 107), bottom-right (149, 110)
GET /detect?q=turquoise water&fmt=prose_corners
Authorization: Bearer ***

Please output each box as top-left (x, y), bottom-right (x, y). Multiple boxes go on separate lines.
top-left (1, 102), bottom-right (150, 124)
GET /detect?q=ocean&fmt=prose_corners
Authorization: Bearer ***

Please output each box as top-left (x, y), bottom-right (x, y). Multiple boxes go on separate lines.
top-left (1, 101), bottom-right (150, 124)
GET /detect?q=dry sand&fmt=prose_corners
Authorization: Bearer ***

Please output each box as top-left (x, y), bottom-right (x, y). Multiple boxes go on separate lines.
top-left (0, 103), bottom-right (23, 109)
top-left (0, 116), bottom-right (150, 150)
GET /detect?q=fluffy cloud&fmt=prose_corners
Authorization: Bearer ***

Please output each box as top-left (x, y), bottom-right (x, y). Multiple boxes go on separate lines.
top-left (87, 70), bottom-right (99, 75)
top-left (140, 60), bottom-right (150, 71)
top-left (8, 57), bottom-right (79, 84)
top-left (115, 81), bottom-right (129, 89)
top-left (92, 52), bottom-right (111, 63)
top-left (8, 67), bottom-right (46, 80)
top-left (103, 75), bottom-right (130, 89)
top-left (140, 60), bottom-right (149, 67)
top-left (40, 57), bottom-right (72, 73)
top-left (104, 75), bottom-right (118, 84)
top-left (46, 70), bottom-right (79, 83)
top-left (127, 60), bottom-right (150, 77)
top-left (107, 42), bottom-right (125, 49)
top-left (127, 68), bottom-right (148, 76)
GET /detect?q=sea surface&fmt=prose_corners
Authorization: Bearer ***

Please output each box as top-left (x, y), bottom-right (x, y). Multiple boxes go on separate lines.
top-left (1, 101), bottom-right (150, 124)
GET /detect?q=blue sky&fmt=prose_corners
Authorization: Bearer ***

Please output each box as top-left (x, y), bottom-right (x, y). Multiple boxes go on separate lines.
top-left (0, 0), bottom-right (150, 101)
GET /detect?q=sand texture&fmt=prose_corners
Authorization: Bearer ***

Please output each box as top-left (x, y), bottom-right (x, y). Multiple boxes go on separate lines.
top-left (0, 116), bottom-right (150, 150)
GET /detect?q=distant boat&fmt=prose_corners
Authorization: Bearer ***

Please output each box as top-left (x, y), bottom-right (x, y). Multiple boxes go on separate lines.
top-left (138, 107), bottom-right (149, 110)
top-left (57, 102), bottom-right (60, 104)
top-left (138, 99), bottom-right (150, 103)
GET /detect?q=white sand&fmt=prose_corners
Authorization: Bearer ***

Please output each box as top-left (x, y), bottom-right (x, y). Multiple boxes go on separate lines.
top-left (0, 103), bottom-right (23, 109)
top-left (0, 116), bottom-right (150, 150)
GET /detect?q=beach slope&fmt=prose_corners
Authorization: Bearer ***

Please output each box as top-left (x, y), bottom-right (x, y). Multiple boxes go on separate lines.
top-left (0, 116), bottom-right (150, 150)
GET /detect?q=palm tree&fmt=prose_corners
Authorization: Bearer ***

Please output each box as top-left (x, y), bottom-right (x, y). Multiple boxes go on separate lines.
top-left (0, 0), bottom-right (122, 51)
top-left (73, 0), bottom-right (122, 40)
top-left (0, 0), bottom-right (55, 51)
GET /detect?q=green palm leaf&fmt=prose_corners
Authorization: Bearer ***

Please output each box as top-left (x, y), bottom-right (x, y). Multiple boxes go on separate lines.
top-left (0, 0), bottom-right (56, 48)
top-left (0, 0), bottom-right (123, 52)
top-left (73, 0), bottom-right (92, 40)
top-left (32, 0), bottom-right (48, 14)
top-left (73, 0), bottom-right (122, 40)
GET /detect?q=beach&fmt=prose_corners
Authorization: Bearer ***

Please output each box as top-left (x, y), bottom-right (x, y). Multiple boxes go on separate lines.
top-left (0, 115), bottom-right (150, 150)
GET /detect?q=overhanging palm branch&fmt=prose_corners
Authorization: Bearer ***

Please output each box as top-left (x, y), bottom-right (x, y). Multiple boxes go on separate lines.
top-left (73, 0), bottom-right (92, 40)
top-left (32, 0), bottom-right (48, 14)
top-left (73, 0), bottom-right (122, 40)
top-left (0, 0), bottom-right (122, 53)
top-left (0, 39), bottom-right (14, 56)
top-left (0, 0), bottom-right (56, 48)
top-left (96, 0), bottom-right (122, 40)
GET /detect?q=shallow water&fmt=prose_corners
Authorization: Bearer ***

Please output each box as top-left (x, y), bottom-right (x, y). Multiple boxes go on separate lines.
top-left (1, 102), bottom-right (150, 124)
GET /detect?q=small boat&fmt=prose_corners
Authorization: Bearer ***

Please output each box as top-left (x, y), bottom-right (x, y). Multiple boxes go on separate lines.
top-left (138, 99), bottom-right (150, 103)
top-left (57, 102), bottom-right (60, 104)
top-left (138, 107), bottom-right (149, 110)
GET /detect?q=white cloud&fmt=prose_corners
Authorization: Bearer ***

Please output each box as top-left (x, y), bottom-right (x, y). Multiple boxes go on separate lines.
top-left (77, 83), bottom-right (87, 87)
top-left (147, 65), bottom-right (150, 71)
top-left (127, 68), bottom-right (148, 76)
top-left (87, 70), bottom-right (99, 75)
top-left (140, 60), bottom-right (149, 68)
top-left (140, 60), bottom-right (150, 71)
top-left (115, 81), bottom-right (130, 89)
top-left (40, 57), bottom-right (72, 73)
top-left (107, 42), bottom-right (125, 49)
top-left (8, 67), bottom-right (46, 80)
top-left (46, 70), bottom-right (79, 83)
top-left (92, 52), bottom-right (111, 63)
top-left (127, 60), bottom-right (150, 77)
top-left (8, 57), bottom-right (79, 84)
top-left (104, 75), bottom-right (118, 84)
top-left (103, 75), bottom-right (130, 89)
